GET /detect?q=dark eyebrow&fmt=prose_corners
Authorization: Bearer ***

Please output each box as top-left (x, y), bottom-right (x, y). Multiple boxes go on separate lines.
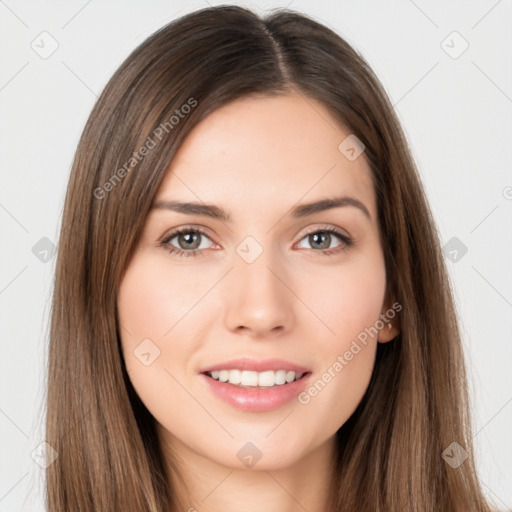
top-left (151, 195), bottom-right (371, 222)
top-left (291, 196), bottom-right (371, 220)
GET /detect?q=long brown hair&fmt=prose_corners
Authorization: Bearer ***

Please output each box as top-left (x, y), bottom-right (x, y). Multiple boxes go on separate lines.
top-left (45, 5), bottom-right (492, 511)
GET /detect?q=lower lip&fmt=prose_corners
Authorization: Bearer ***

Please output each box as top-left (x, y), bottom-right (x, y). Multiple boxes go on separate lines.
top-left (200, 373), bottom-right (311, 412)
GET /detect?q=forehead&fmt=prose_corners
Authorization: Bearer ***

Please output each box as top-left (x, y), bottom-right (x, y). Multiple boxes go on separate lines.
top-left (155, 92), bottom-right (376, 221)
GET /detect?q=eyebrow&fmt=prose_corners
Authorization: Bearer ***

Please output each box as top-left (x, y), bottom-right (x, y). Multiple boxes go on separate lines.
top-left (151, 195), bottom-right (371, 221)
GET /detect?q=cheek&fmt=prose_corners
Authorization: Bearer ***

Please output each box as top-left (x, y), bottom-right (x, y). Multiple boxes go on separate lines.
top-left (117, 255), bottom-right (205, 429)
top-left (294, 249), bottom-right (386, 424)
top-left (116, 255), bottom-right (191, 388)
top-left (117, 253), bottom-right (209, 345)
top-left (298, 247), bottom-right (387, 348)
top-left (296, 345), bottom-right (376, 444)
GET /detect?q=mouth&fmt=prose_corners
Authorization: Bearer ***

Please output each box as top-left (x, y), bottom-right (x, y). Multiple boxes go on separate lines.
top-left (199, 357), bottom-right (312, 388)
top-left (202, 369), bottom-right (311, 389)
top-left (198, 358), bottom-right (312, 412)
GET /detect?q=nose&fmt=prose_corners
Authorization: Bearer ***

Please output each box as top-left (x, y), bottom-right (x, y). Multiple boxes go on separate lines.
top-left (223, 246), bottom-right (294, 339)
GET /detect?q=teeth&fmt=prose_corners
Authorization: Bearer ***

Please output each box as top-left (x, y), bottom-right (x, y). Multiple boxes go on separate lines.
top-left (207, 369), bottom-right (305, 387)
top-left (228, 369), bottom-right (242, 385)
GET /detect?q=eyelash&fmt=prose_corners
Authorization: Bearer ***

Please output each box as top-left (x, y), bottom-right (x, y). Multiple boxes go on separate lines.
top-left (158, 225), bottom-right (353, 259)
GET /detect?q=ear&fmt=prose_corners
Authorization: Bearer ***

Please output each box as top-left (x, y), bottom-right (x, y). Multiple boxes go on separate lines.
top-left (377, 297), bottom-right (401, 343)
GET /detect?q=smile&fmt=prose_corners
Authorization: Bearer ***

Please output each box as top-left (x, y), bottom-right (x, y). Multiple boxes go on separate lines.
top-left (205, 369), bottom-right (306, 388)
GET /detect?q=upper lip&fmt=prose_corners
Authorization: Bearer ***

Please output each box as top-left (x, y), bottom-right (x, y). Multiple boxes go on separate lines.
top-left (199, 357), bottom-right (311, 374)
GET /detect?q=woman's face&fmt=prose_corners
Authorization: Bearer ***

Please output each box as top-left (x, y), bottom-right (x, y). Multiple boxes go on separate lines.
top-left (117, 92), bottom-right (398, 472)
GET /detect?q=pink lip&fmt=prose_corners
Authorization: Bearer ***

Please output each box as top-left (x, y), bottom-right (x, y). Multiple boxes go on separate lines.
top-left (199, 357), bottom-right (311, 374)
top-left (200, 372), bottom-right (312, 412)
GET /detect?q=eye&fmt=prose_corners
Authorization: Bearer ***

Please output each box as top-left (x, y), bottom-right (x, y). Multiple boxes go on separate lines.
top-left (159, 227), bottom-right (214, 258)
top-left (295, 225), bottom-right (352, 256)
top-left (158, 225), bottom-right (353, 258)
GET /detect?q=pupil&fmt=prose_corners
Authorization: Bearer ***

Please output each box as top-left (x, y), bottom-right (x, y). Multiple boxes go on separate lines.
top-left (311, 232), bottom-right (329, 249)
top-left (180, 232), bottom-right (200, 249)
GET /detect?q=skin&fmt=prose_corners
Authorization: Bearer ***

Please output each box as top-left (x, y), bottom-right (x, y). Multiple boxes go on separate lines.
top-left (117, 91), bottom-right (399, 512)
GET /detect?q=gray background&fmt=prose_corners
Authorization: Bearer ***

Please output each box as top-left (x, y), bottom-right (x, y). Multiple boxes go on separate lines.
top-left (1, 0), bottom-right (511, 510)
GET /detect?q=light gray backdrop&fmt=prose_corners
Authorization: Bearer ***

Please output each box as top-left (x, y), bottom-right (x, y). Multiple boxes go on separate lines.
top-left (1, 0), bottom-right (511, 510)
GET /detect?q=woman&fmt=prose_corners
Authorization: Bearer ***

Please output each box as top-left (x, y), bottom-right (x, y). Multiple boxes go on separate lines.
top-left (45, 5), bottom-right (493, 511)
